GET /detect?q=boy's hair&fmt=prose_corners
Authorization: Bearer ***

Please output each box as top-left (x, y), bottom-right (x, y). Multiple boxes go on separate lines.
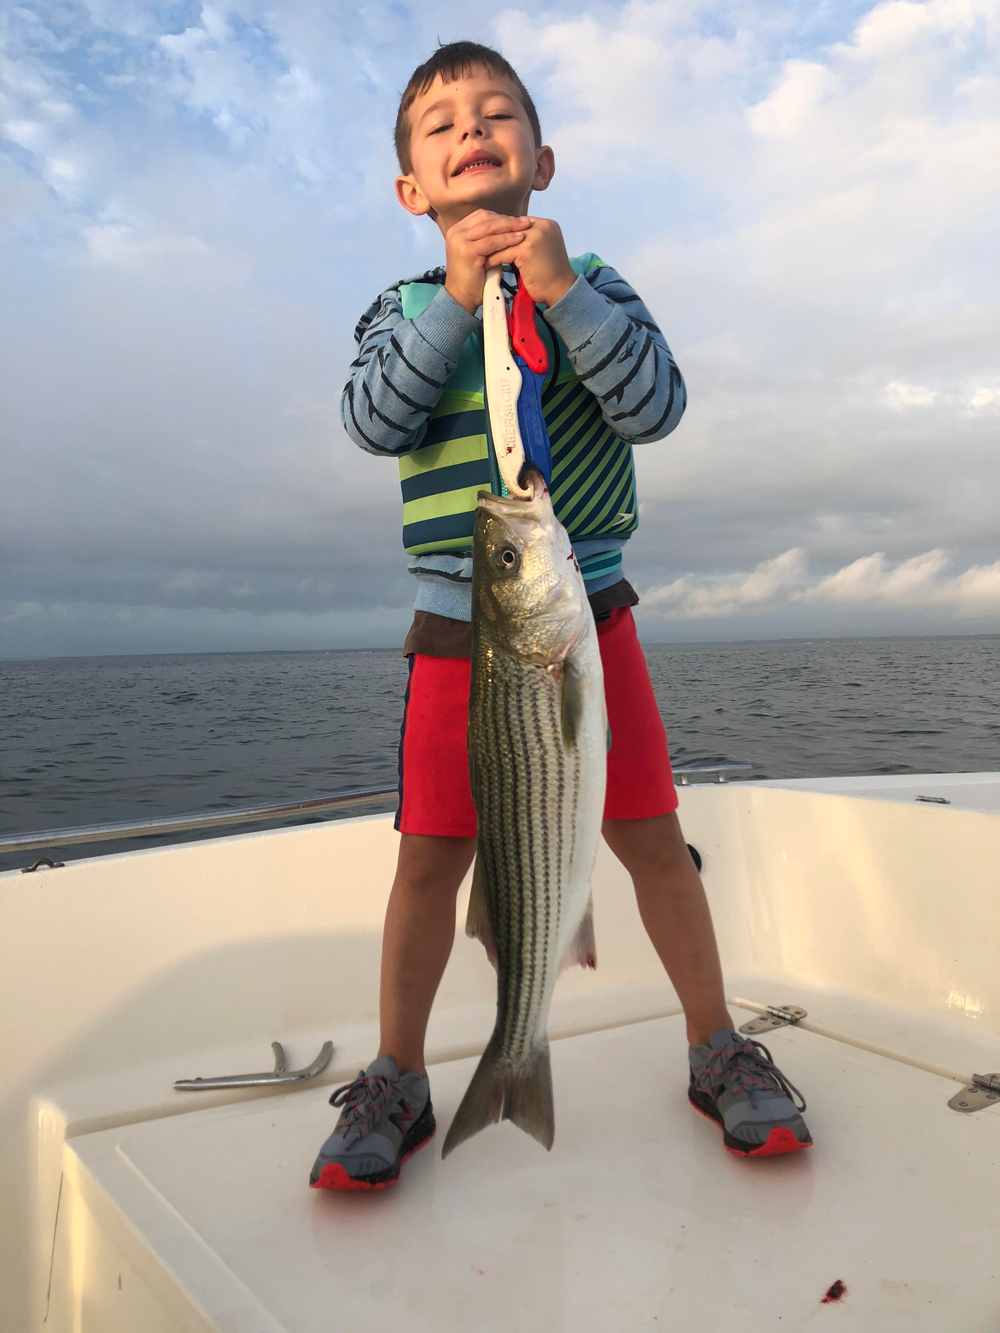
top-left (395, 41), bottom-right (542, 175)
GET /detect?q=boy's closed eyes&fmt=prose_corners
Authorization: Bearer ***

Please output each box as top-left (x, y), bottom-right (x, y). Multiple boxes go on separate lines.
top-left (396, 72), bottom-right (549, 225)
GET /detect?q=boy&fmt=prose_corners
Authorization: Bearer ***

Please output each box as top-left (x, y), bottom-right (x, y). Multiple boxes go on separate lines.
top-left (310, 42), bottom-right (810, 1192)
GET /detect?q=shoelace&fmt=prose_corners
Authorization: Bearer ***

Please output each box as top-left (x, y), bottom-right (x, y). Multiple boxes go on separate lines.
top-left (329, 1070), bottom-right (403, 1148)
top-left (697, 1035), bottom-right (807, 1112)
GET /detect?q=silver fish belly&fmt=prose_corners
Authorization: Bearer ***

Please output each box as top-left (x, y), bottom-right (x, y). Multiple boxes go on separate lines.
top-left (442, 475), bottom-right (606, 1157)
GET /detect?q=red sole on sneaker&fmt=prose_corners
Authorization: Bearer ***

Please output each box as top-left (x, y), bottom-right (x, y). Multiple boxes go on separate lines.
top-left (309, 1128), bottom-right (436, 1192)
top-left (732, 1125), bottom-right (810, 1158)
top-left (689, 1096), bottom-right (812, 1157)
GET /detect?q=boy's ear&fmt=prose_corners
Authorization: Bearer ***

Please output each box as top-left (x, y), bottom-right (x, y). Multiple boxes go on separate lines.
top-left (396, 174), bottom-right (432, 217)
top-left (531, 146), bottom-right (556, 193)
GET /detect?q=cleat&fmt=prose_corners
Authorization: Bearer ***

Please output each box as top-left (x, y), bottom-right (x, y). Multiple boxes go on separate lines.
top-left (309, 1055), bottom-right (435, 1192)
top-left (689, 1029), bottom-right (812, 1157)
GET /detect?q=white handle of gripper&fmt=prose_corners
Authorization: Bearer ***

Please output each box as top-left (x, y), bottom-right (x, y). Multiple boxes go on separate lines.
top-left (482, 268), bottom-right (530, 499)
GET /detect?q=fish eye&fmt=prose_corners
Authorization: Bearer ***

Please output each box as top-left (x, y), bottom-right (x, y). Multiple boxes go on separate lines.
top-left (496, 545), bottom-right (519, 570)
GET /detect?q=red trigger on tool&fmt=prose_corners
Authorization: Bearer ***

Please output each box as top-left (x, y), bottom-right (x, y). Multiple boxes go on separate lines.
top-left (507, 276), bottom-right (549, 375)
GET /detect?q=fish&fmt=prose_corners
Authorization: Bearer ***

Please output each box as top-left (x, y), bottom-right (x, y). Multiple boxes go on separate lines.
top-left (442, 471), bottom-right (607, 1158)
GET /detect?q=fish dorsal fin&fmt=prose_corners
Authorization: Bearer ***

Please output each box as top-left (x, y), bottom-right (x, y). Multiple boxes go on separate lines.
top-left (465, 855), bottom-right (497, 968)
top-left (560, 657), bottom-right (585, 750)
top-left (559, 894), bottom-right (597, 972)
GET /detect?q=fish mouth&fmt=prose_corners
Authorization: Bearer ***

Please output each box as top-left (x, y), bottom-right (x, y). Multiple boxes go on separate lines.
top-left (477, 472), bottom-right (560, 550)
top-left (477, 470), bottom-right (548, 517)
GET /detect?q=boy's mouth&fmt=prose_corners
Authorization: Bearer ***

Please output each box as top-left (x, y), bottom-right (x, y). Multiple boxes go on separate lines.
top-left (452, 150), bottom-right (502, 178)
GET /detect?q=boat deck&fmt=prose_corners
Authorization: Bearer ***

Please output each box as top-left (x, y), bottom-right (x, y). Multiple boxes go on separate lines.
top-left (7, 774), bottom-right (1000, 1331)
top-left (64, 1006), bottom-right (999, 1331)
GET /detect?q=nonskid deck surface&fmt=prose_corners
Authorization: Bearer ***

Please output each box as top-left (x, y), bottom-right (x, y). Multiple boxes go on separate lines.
top-left (70, 1009), bottom-right (999, 1331)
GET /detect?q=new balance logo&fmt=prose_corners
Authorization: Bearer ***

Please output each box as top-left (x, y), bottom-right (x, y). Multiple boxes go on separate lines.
top-left (389, 1099), bottom-right (416, 1133)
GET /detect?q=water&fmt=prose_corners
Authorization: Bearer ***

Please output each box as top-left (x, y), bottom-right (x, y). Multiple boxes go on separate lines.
top-left (2, 636), bottom-right (998, 871)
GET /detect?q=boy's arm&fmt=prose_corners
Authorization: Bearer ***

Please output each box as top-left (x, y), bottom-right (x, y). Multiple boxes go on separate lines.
top-left (542, 264), bottom-right (686, 444)
top-left (341, 282), bottom-right (479, 455)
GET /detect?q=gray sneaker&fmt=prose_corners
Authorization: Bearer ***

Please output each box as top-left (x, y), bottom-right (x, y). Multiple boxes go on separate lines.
top-left (309, 1055), bottom-right (435, 1191)
top-left (688, 1029), bottom-right (812, 1157)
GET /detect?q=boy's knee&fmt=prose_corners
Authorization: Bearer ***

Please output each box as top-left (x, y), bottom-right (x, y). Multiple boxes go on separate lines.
top-left (604, 813), bottom-right (696, 879)
top-left (396, 833), bottom-right (476, 895)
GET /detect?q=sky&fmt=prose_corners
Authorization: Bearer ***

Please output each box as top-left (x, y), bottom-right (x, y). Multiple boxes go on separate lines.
top-left (1, 0), bottom-right (998, 658)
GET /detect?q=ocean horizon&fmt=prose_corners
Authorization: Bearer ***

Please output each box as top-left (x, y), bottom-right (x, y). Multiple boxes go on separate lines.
top-left (5, 628), bottom-right (999, 666)
top-left (3, 632), bottom-right (998, 871)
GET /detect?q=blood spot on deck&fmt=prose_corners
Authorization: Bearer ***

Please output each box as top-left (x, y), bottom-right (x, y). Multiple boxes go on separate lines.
top-left (821, 1280), bottom-right (847, 1304)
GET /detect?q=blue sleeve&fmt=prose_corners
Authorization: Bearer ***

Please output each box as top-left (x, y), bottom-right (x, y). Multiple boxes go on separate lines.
top-left (341, 285), bottom-right (479, 456)
top-left (543, 264), bottom-right (686, 444)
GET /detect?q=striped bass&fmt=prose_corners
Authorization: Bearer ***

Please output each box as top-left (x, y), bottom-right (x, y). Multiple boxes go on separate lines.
top-left (442, 471), bottom-right (607, 1157)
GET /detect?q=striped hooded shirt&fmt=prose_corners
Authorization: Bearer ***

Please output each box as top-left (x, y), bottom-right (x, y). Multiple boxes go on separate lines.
top-left (341, 257), bottom-right (686, 622)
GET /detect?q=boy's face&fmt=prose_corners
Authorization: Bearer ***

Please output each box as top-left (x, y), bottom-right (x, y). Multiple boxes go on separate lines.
top-left (396, 68), bottom-right (553, 231)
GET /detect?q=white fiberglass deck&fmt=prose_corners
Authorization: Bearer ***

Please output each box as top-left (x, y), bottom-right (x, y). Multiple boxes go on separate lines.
top-left (64, 1011), bottom-right (999, 1332)
top-left (5, 774), bottom-right (1000, 1330)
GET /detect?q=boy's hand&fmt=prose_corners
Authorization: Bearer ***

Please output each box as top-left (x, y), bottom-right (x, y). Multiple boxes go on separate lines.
top-left (444, 210), bottom-right (531, 314)
top-left (512, 217), bottom-right (577, 309)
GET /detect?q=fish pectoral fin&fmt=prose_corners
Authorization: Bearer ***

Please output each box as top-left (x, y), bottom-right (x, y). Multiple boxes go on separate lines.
top-left (442, 1036), bottom-right (555, 1158)
top-left (560, 657), bottom-right (585, 750)
top-left (465, 854), bottom-right (498, 968)
top-left (559, 895), bottom-right (597, 972)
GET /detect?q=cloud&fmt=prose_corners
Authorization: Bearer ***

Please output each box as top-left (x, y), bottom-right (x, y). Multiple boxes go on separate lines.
top-left (882, 380), bottom-right (936, 409)
top-left (82, 221), bottom-right (212, 268)
top-left (803, 549), bottom-right (1000, 612)
top-left (643, 549), bottom-right (808, 618)
top-left (643, 547), bottom-right (1000, 621)
top-left (1, 0), bottom-right (999, 657)
top-left (501, 0), bottom-right (1000, 627)
top-left (968, 385), bottom-right (1000, 414)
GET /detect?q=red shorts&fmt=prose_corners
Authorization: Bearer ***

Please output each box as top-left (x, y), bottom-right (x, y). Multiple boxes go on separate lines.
top-left (395, 606), bottom-right (677, 836)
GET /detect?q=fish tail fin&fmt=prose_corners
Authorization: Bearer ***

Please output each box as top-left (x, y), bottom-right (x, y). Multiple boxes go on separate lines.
top-left (442, 1037), bottom-right (555, 1158)
top-left (507, 1040), bottom-right (555, 1150)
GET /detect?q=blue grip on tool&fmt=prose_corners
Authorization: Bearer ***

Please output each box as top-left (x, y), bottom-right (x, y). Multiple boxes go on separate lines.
top-left (514, 355), bottom-right (552, 487)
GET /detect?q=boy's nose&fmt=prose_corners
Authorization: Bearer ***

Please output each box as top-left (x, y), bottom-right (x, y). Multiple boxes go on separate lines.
top-left (458, 115), bottom-right (488, 141)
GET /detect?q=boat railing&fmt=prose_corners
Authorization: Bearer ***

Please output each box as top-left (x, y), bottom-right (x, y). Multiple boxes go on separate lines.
top-left (1, 765), bottom-right (754, 862)
top-left (0, 787), bottom-right (399, 857)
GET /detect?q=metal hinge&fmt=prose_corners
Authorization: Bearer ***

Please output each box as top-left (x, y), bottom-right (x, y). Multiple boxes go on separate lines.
top-left (739, 1004), bottom-right (808, 1035)
top-left (949, 1072), bottom-right (1000, 1113)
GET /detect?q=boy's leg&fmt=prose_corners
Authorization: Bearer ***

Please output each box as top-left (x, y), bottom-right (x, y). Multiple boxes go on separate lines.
top-left (377, 831), bottom-right (476, 1075)
top-left (602, 812), bottom-right (731, 1047)
top-left (598, 606), bottom-right (810, 1155)
top-left (311, 652), bottom-right (477, 1190)
top-left (596, 607), bottom-right (728, 1042)
top-left (606, 809), bottom-right (811, 1155)
top-left (378, 652), bottom-right (479, 1073)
